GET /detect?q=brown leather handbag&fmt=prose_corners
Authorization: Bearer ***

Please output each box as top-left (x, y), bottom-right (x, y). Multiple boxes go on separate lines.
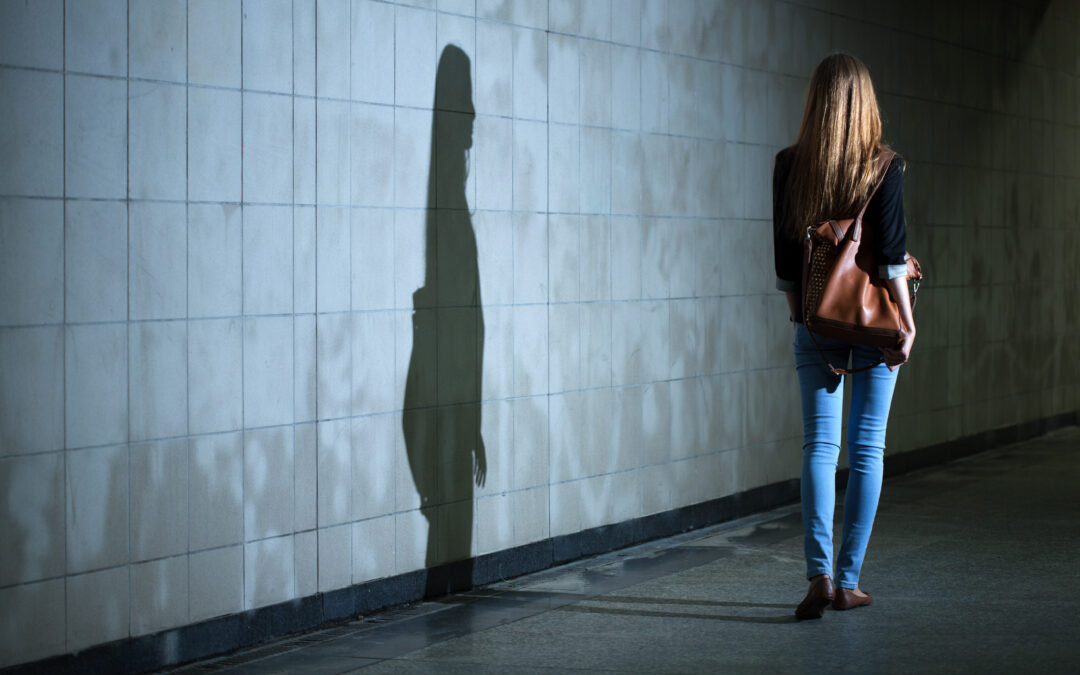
top-left (801, 151), bottom-right (923, 374)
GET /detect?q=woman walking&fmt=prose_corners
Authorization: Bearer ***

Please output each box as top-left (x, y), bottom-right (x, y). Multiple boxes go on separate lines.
top-left (772, 54), bottom-right (917, 620)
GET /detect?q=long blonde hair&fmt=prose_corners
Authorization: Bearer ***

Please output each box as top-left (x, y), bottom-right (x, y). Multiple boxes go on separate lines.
top-left (785, 53), bottom-right (889, 240)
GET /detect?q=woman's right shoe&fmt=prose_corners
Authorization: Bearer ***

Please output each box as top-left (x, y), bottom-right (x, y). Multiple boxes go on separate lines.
top-left (832, 587), bottom-right (873, 611)
top-left (795, 575), bottom-right (835, 621)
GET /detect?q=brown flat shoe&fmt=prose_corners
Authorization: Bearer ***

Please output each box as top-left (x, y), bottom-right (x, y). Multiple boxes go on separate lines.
top-left (832, 587), bottom-right (873, 611)
top-left (795, 575), bottom-right (835, 621)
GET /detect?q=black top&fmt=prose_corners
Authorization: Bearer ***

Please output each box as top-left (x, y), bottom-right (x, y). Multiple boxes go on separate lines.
top-left (772, 147), bottom-right (907, 296)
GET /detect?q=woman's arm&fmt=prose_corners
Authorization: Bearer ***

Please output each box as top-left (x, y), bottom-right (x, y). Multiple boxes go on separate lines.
top-left (881, 277), bottom-right (916, 371)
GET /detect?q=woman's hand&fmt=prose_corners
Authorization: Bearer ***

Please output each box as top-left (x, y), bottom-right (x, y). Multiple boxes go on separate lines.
top-left (881, 328), bottom-right (915, 371)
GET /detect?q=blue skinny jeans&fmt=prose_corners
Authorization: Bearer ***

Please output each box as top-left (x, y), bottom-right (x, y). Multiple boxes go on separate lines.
top-left (793, 323), bottom-right (898, 589)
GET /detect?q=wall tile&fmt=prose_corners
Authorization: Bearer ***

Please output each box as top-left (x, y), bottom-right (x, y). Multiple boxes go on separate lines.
top-left (188, 88), bottom-right (241, 203)
top-left (317, 419), bottom-right (352, 527)
top-left (352, 311), bottom-right (395, 415)
top-left (188, 203), bottom-right (243, 318)
top-left (0, 70), bottom-right (62, 197)
top-left (189, 546), bottom-right (242, 621)
top-left (294, 529), bottom-right (318, 597)
top-left (352, 415), bottom-right (396, 521)
top-left (351, 104), bottom-right (395, 207)
top-left (317, 524), bottom-right (351, 592)
top-left (65, 200), bottom-right (127, 323)
top-left (243, 316), bottom-right (294, 429)
top-left (0, 198), bottom-right (63, 326)
top-left (316, 207), bottom-right (351, 312)
top-left (245, 534), bottom-right (295, 609)
top-left (513, 119), bottom-right (547, 212)
top-left (243, 205), bottom-right (293, 315)
top-left (130, 438), bottom-right (188, 561)
top-left (129, 321), bottom-right (187, 442)
top-left (352, 515), bottom-right (395, 583)
top-left (66, 0), bottom-right (126, 76)
top-left (245, 426), bottom-right (294, 541)
top-left (66, 324), bottom-right (127, 448)
top-left (67, 566), bottom-right (129, 652)
top-left (189, 432), bottom-right (243, 550)
top-left (0, 326), bottom-right (64, 456)
top-left (188, 0), bottom-right (241, 87)
top-left (129, 0), bottom-right (186, 81)
top-left (316, 0), bottom-right (351, 99)
top-left (294, 315), bottom-right (317, 424)
top-left (130, 201), bottom-right (186, 321)
top-left (0, 579), bottom-right (65, 668)
top-left (317, 313), bottom-right (351, 419)
top-left (476, 21), bottom-right (512, 117)
top-left (352, 0), bottom-right (395, 105)
top-left (294, 423), bottom-right (318, 532)
top-left (66, 445), bottom-right (128, 574)
top-left (243, 92), bottom-right (293, 204)
top-left (188, 319), bottom-right (242, 435)
top-left (0, 0), bottom-right (62, 70)
top-left (242, 0), bottom-right (292, 94)
top-left (351, 209), bottom-right (394, 312)
top-left (66, 75), bottom-right (126, 199)
top-left (513, 28), bottom-right (547, 121)
top-left (395, 6), bottom-right (437, 109)
top-left (0, 453), bottom-right (65, 585)
top-left (129, 81), bottom-right (185, 201)
top-left (393, 108), bottom-right (431, 210)
top-left (130, 556), bottom-right (187, 636)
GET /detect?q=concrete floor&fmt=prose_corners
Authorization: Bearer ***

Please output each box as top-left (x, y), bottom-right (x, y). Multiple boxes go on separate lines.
top-left (171, 428), bottom-right (1080, 674)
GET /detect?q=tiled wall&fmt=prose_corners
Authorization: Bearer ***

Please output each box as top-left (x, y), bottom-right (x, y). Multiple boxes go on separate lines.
top-left (1, 0), bottom-right (1077, 667)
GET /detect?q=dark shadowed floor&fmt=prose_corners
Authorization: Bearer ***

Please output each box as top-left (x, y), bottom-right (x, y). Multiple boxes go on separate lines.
top-left (168, 427), bottom-right (1080, 674)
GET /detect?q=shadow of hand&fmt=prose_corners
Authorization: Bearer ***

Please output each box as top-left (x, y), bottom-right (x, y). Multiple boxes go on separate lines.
top-left (474, 437), bottom-right (487, 488)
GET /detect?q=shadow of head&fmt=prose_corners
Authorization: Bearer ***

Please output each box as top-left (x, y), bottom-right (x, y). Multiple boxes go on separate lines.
top-left (434, 44), bottom-right (475, 152)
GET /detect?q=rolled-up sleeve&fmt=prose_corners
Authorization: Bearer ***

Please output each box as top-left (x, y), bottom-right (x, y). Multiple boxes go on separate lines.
top-left (865, 156), bottom-right (908, 278)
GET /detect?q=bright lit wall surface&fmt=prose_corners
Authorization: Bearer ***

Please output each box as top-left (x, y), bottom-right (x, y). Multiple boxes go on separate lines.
top-left (1, 0), bottom-right (1077, 667)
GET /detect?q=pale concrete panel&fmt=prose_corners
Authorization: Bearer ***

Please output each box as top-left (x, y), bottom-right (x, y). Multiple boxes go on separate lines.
top-left (293, 207), bottom-right (316, 315)
top-left (245, 534), bottom-right (295, 609)
top-left (0, 453), bottom-right (64, 585)
top-left (351, 414), bottom-right (396, 521)
top-left (316, 0), bottom-right (351, 99)
top-left (612, 0), bottom-right (641, 45)
top-left (0, 579), bottom-right (65, 668)
top-left (581, 216), bottom-right (611, 301)
top-left (189, 433), bottom-right (243, 551)
top-left (548, 34), bottom-right (579, 125)
top-left (394, 508), bottom-right (429, 573)
top-left (129, 0), bottom-right (185, 81)
top-left (242, 0), bottom-right (292, 94)
top-left (549, 479), bottom-right (581, 537)
top-left (352, 515), bottom-right (395, 583)
top-left (293, 98), bottom-right (316, 205)
top-left (295, 315), bottom-right (317, 424)
top-left (243, 316), bottom-right (293, 429)
top-left (290, 422), bottom-right (318, 532)
top-left (476, 21), bottom-right (512, 117)
top-left (513, 485), bottom-right (548, 545)
top-left (352, 0), bottom-right (394, 104)
top-left (294, 529), bottom-right (317, 597)
top-left (549, 390), bottom-right (583, 483)
top-left (188, 88), bottom-right (241, 203)
top-left (189, 546), bottom-right (242, 622)
top-left (130, 555), bottom-right (188, 636)
top-left (188, 319), bottom-right (242, 435)
top-left (512, 213), bottom-right (548, 303)
top-left (0, 326), bottom-right (63, 455)
top-left (513, 396), bottom-right (549, 490)
top-left (245, 426), bottom-right (294, 542)
top-left (581, 40), bottom-right (612, 127)
top-left (548, 214), bottom-right (580, 302)
top-left (130, 438), bottom-right (188, 561)
top-left (318, 419), bottom-right (352, 527)
top-left (548, 124), bottom-right (580, 214)
top-left (317, 313), bottom-right (351, 420)
top-left (481, 305), bottom-right (514, 401)
top-left (316, 207), bottom-right (351, 311)
top-left (65, 200), bottom-right (126, 323)
top-left (611, 131), bottom-right (643, 216)
top-left (611, 45), bottom-right (640, 131)
top-left (475, 492), bottom-right (513, 555)
top-left (352, 311), bottom-right (395, 415)
top-left (188, 203), bottom-right (242, 319)
top-left (128, 81), bottom-right (185, 201)
top-left (549, 303), bottom-right (581, 394)
top-left (475, 115), bottom-right (513, 211)
top-left (315, 98), bottom-right (347, 205)
top-left (130, 201), bottom-right (186, 321)
top-left (473, 210), bottom-right (513, 305)
top-left (129, 322), bottom-right (187, 440)
top-left (0, 70), bottom-right (62, 197)
top-left (352, 208), bottom-right (395, 311)
top-left (318, 524), bottom-right (352, 592)
top-left (243, 206), bottom-right (292, 315)
top-left (611, 215), bottom-right (642, 300)
top-left (65, 0), bottom-right (126, 76)
top-left (477, 399), bottom-right (513, 497)
top-left (513, 27), bottom-right (547, 121)
top-left (393, 108), bottom-right (430, 210)
top-left (66, 445), bottom-right (128, 574)
top-left (0, 0), bottom-right (61, 69)
top-left (0, 198), bottom-right (63, 325)
top-left (477, 0), bottom-right (547, 29)
top-left (66, 324), bottom-right (127, 448)
top-left (396, 5), bottom-right (436, 109)
top-left (67, 566), bottom-right (129, 652)
top-left (244, 92), bottom-right (293, 204)
top-left (640, 51), bottom-right (669, 134)
top-left (65, 75), bottom-right (126, 199)
top-left (351, 104), bottom-right (394, 207)
top-left (513, 304), bottom-right (548, 397)
top-left (188, 0), bottom-right (241, 87)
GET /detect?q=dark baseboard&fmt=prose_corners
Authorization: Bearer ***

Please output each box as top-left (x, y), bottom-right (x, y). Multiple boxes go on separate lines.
top-left (7, 411), bottom-right (1076, 675)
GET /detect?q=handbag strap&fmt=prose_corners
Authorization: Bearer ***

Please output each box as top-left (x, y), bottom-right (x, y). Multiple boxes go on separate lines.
top-left (804, 151), bottom-right (897, 376)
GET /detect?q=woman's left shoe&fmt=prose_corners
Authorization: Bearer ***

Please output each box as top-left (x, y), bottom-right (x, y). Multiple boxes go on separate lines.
top-left (832, 587), bottom-right (873, 611)
top-left (795, 575), bottom-right (835, 620)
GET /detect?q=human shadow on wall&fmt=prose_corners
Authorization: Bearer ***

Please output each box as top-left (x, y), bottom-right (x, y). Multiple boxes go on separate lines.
top-left (402, 45), bottom-right (486, 598)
